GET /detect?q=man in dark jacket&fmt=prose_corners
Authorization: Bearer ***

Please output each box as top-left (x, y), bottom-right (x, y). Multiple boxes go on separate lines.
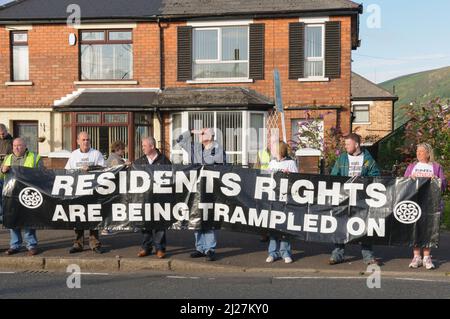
top-left (134, 136), bottom-right (171, 258)
top-left (0, 124), bottom-right (13, 165)
top-left (0, 124), bottom-right (13, 225)
top-left (329, 133), bottom-right (381, 266)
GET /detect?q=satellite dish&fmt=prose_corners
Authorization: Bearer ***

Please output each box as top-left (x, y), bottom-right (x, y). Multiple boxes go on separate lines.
top-left (68, 33), bottom-right (76, 46)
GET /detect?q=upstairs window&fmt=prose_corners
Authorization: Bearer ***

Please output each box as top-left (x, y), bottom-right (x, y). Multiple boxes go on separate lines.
top-left (80, 30), bottom-right (133, 80)
top-left (193, 26), bottom-right (248, 80)
top-left (304, 24), bottom-right (324, 78)
top-left (11, 31), bottom-right (29, 81)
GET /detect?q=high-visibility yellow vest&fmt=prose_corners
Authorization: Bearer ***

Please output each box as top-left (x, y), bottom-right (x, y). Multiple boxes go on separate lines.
top-left (1, 151), bottom-right (40, 179)
top-left (257, 150), bottom-right (271, 170)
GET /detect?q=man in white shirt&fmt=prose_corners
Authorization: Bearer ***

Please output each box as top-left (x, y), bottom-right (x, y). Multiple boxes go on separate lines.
top-left (65, 131), bottom-right (105, 254)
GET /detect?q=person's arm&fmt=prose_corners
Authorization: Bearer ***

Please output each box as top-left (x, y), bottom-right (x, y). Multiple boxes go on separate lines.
top-left (404, 163), bottom-right (414, 177)
top-left (330, 158), bottom-right (341, 176)
top-left (0, 162), bottom-right (10, 174)
top-left (176, 131), bottom-right (193, 153)
top-left (367, 160), bottom-right (381, 177)
top-left (64, 157), bottom-right (72, 170)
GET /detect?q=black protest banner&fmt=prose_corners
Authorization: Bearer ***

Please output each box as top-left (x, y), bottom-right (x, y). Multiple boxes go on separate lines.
top-left (2, 165), bottom-right (443, 247)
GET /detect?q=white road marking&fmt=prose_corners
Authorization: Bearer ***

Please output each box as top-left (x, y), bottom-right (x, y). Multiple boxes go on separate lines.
top-left (274, 276), bottom-right (363, 280)
top-left (394, 277), bottom-right (450, 283)
top-left (72, 272), bottom-right (109, 276)
top-left (274, 276), bottom-right (450, 284)
top-left (167, 276), bottom-right (199, 279)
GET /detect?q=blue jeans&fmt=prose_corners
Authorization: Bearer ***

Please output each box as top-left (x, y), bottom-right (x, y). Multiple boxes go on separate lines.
top-left (142, 229), bottom-right (166, 252)
top-left (194, 230), bottom-right (216, 254)
top-left (10, 228), bottom-right (38, 250)
top-left (331, 243), bottom-right (374, 263)
top-left (268, 237), bottom-right (292, 259)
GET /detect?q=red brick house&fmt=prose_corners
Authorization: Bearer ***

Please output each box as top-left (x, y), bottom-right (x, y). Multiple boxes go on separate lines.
top-left (0, 0), bottom-right (363, 166)
top-left (351, 72), bottom-right (398, 145)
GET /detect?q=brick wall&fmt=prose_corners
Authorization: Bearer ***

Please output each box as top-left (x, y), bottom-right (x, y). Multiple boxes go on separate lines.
top-left (163, 16), bottom-right (353, 135)
top-left (0, 22), bottom-right (161, 109)
top-left (353, 100), bottom-right (394, 143)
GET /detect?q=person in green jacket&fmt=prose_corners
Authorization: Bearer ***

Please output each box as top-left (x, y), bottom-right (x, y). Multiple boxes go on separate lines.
top-left (329, 133), bottom-right (380, 266)
top-left (1, 138), bottom-right (42, 256)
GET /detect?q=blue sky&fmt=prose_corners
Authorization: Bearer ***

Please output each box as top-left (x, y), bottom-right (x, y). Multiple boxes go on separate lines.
top-left (353, 0), bottom-right (450, 83)
top-left (1, 0), bottom-right (448, 83)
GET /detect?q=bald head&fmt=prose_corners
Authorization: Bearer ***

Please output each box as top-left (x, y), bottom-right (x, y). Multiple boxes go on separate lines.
top-left (12, 138), bottom-right (27, 157)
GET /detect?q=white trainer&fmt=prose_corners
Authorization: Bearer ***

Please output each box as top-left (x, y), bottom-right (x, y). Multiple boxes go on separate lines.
top-left (284, 256), bottom-right (293, 264)
top-left (408, 255), bottom-right (423, 268)
top-left (423, 256), bottom-right (435, 270)
top-left (266, 256), bottom-right (275, 263)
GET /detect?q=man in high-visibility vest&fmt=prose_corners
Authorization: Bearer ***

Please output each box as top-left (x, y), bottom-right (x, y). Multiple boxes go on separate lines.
top-left (255, 134), bottom-right (279, 170)
top-left (1, 138), bottom-right (42, 256)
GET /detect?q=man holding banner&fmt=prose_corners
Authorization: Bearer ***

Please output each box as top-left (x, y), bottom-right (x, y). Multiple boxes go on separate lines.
top-left (1, 138), bottom-right (42, 256)
top-left (177, 128), bottom-right (226, 261)
top-left (65, 131), bottom-right (105, 254)
top-left (134, 136), bottom-right (171, 259)
top-left (329, 133), bottom-right (381, 265)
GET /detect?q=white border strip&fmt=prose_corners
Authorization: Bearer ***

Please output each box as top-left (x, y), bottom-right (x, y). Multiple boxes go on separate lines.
top-left (187, 20), bottom-right (253, 27)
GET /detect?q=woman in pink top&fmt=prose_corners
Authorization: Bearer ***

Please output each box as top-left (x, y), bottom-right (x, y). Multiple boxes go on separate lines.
top-left (404, 143), bottom-right (447, 270)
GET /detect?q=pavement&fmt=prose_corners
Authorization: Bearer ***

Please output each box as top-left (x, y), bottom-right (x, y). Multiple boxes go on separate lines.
top-left (1, 228), bottom-right (450, 278)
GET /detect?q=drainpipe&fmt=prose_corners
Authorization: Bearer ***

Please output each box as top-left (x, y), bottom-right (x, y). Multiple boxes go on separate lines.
top-left (158, 17), bottom-right (165, 91)
top-left (156, 109), bottom-right (165, 155)
top-left (157, 18), bottom-right (166, 154)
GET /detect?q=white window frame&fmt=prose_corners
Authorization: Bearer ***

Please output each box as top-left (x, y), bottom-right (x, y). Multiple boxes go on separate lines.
top-left (190, 25), bottom-right (250, 83)
top-left (304, 23), bottom-right (325, 79)
top-left (170, 110), bottom-right (267, 166)
top-left (352, 101), bottom-right (372, 124)
top-left (297, 17), bottom-right (329, 82)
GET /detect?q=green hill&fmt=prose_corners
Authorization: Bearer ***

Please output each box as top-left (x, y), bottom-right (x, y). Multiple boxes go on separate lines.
top-left (380, 66), bottom-right (450, 128)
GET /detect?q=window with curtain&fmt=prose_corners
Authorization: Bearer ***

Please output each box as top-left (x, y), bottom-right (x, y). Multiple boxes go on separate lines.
top-left (304, 25), bottom-right (324, 77)
top-left (80, 30), bottom-right (133, 80)
top-left (11, 31), bottom-right (29, 81)
top-left (352, 105), bottom-right (370, 123)
top-left (193, 26), bottom-right (248, 79)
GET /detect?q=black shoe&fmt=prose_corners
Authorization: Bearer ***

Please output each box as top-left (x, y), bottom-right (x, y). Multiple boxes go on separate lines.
top-left (328, 258), bottom-right (344, 265)
top-left (5, 248), bottom-right (20, 255)
top-left (92, 247), bottom-right (103, 254)
top-left (190, 251), bottom-right (205, 258)
top-left (69, 246), bottom-right (83, 254)
top-left (206, 251), bottom-right (216, 261)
